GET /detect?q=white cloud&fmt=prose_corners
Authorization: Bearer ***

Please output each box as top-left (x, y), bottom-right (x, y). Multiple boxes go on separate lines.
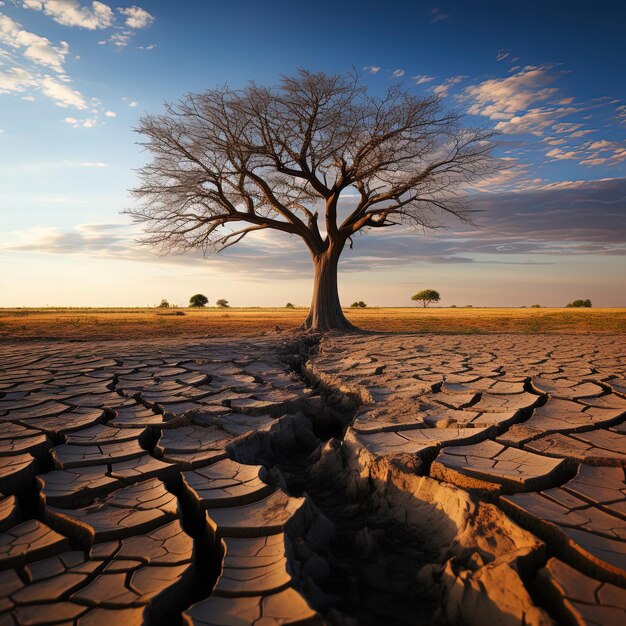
top-left (464, 66), bottom-right (559, 120)
top-left (588, 140), bottom-right (613, 150)
top-left (392, 69), bottom-right (405, 78)
top-left (0, 14), bottom-right (68, 72)
top-left (129, 100), bottom-right (137, 107)
top-left (546, 147), bottom-right (580, 160)
top-left (112, 31), bottom-right (131, 46)
top-left (137, 43), bottom-right (156, 50)
top-left (496, 50), bottom-right (510, 62)
top-left (0, 15), bottom-right (91, 110)
top-left (104, 110), bottom-right (116, 117)
top-left (542, 138), bottom-right (626, 167)
top-left (363, 65), bottom-right (380, 74)
top-left (118, 6), bottom-right (154, 29)
top-left (22, 0), bottom-right (115, 30)
top-left (578, 158), bottom-right (608, 166)
top-left (64, 116), bottom-right (97, 128)
top-left (552, 122), bottom-right (582, 134)
top-left (41, 75), bottom-right (86, 108)
top-left (471, 158), bottom-right (535, 193)
top-left (494, 106), bottom-right (577, 136)
top-left (577, 141), bottom-right (626, 167)
top-left (0, 66), bottom-right (35, 94)
top-left (412, 74), bottom-right (434, 85)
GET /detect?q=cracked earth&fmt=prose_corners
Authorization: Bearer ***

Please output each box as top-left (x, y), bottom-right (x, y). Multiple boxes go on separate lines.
top-left (0, 333), bottom-right (625, 626)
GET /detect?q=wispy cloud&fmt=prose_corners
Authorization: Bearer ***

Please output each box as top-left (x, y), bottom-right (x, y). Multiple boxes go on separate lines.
top-left (412, 74), bottom-right (434, 85)
top-left (461, 64), bottom-right (625, 167)
top-left (0, 13), bottom-right (89, 108)
top-left (363, 65), bottom-right (380, 74)
top-left (21, 1), bottom-right (154, 50)
top-left (430, 8), bottom-right (449, 23)
top-left (0, 13), bottom-right (68, 72)
top-left (496, 49), bottom-right (510, 62)
top-left (118, 6), bottom-right (154, 29)
top-left (464, 65), bottom-right (560, 121)
top-left (433, 75), bottom-right (465, 97)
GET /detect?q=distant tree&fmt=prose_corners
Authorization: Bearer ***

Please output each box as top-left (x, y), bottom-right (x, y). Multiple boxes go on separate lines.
top-left (158, 299), bottom-right (169, 308)
top-left (189, 294), bottom-right (209, 307)
top-left (216, 299), bottom-right (230, 308)
top-left (450, 304), bottom-right (457, 308)
top-left (126, 70), bottom-right (494, 331)
top-left (285, 302), bottom-right (295, 309)
top-left (350, 301), bottom-right (367, 308)
top-left (411, 289), bottom-right (441, 308)
top-left (566, 299), bottom-right (591, 308)
top-left (531, 304), bottom-right (541, 308)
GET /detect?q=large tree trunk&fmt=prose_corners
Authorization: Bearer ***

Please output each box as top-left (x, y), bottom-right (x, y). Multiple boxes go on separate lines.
top-left (301, 247), bottom-right (356, 331)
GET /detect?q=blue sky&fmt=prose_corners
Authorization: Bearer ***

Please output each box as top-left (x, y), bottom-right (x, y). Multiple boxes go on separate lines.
top-left (1, 0), bottom-right (625, 307)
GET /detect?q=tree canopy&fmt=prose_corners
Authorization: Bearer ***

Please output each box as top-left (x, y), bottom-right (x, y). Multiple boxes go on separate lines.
top-left (566, 299), bottom-right (592, 308)
top-left (189, 294), bottom-right (209, 307)
top-left (411, 289), bottom-right (441, 307)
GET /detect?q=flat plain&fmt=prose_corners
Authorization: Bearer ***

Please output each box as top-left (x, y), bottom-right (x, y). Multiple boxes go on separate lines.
top-left (1, 307), bottom-right (625, 341)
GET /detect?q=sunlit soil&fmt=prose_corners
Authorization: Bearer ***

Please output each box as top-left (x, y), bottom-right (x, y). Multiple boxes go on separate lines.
top-left (0, 307), bottom-right (624, 341)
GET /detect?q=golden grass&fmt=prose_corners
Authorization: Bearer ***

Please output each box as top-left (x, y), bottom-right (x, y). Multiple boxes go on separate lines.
top-left (0, 307), bottom-right (624, 341)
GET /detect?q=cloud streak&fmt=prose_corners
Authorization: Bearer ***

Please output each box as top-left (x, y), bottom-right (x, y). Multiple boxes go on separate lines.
top-left (4, 179), bottom-right (625, 280)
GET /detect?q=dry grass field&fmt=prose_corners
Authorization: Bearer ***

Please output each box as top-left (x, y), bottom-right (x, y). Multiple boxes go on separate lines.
top-left (0, 306), bottom-right (624, 341)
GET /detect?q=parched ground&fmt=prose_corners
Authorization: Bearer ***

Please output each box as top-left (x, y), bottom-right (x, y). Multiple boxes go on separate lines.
top-left (0, 332), bottom-right (625, 625)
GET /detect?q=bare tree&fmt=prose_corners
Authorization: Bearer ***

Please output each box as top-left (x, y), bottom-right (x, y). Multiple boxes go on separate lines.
top-left (125, 70), bottom-right (494, 331)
